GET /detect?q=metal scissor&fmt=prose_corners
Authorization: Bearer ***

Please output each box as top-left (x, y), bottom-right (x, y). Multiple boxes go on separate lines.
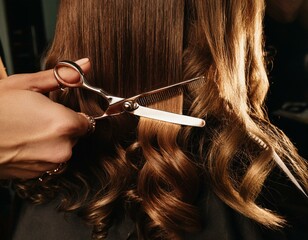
top-left (53, 60), bottom-right (205, 127)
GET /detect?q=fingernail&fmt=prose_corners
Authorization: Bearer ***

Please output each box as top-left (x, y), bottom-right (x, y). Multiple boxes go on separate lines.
top-left (75, 58), bottom-right (89, 66)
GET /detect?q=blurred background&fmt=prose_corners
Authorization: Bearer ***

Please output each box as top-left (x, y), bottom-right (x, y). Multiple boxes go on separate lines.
top-left (0, 0), bottom-right (59, 74)
top-left (264, 0), bottom-right (308, 159)
top-left (0, 0), bottom-right (307, 239)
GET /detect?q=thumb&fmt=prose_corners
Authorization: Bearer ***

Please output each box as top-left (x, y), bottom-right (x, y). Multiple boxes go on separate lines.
top-left (0, 58), bottom-right (91, 93)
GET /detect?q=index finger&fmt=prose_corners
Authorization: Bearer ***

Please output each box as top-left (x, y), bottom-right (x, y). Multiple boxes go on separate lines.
top-left (0, 58), bottom-right (91, 93)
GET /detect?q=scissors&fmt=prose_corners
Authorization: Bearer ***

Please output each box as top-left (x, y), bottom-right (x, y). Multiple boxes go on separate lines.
top-left (53, 60), bottom-right (205, 127)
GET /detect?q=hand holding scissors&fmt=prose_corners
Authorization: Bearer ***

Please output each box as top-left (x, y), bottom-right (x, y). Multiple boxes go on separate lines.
top-left (54, 60), bottom-right (205, 127)
top-left (0, 60), bottom-right (91, 179)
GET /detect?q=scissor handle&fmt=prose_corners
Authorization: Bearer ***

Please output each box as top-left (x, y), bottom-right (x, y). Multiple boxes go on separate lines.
top-left (53, 60), bottom-right (85, 88)
top-left (53, 60), bottom-right (112, 118)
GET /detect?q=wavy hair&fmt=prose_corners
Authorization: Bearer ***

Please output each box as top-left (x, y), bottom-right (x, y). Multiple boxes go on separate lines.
top-left (15, 0), bottom-right (308, 239)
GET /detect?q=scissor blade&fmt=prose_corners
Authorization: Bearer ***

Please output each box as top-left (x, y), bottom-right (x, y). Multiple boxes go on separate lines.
top-left (130, 106), bottom-right (205, 127)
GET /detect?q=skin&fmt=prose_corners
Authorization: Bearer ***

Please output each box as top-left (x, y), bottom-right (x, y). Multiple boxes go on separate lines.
top-left (0, 58), bottom-right (91, 179)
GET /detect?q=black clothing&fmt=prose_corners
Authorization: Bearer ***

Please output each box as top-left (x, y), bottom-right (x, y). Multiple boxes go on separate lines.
top-left (12, 171), bottom-right (308, 240)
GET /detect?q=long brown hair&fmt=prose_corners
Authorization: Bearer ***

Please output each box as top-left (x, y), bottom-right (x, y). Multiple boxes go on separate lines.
top-left (15, 0), bottom-right (308, 239)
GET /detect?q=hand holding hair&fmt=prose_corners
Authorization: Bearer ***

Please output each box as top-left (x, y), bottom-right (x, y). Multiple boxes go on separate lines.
top-left (0, 58), bottom-right (93, 180)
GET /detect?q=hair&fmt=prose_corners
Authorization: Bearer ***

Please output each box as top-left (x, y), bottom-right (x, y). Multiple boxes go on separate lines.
top-left (15, 0), bottom-right (308, 239)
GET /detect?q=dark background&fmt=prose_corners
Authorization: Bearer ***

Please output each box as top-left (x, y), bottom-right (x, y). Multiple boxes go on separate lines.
top-left (264, 0), bottom-right (308, 159)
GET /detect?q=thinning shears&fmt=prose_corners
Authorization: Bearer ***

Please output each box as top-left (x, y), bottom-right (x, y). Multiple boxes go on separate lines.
top-left (53, 60), bottom-right (205, 127)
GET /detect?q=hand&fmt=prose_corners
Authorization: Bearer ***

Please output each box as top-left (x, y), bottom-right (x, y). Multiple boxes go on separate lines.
top-left (0, 58), bottom-right (91, 179)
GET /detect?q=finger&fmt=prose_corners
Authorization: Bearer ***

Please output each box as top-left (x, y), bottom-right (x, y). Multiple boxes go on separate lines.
top-left (3, 161), bottom-right (60, 172)
top-left (0, 162), bottom-right (60, 180)
top-left (65, 112), bottom-right (96, 138)
top-left (8, 169), bottom-right (44, 179)
top-left (0, 58), bottom-right (91, 93)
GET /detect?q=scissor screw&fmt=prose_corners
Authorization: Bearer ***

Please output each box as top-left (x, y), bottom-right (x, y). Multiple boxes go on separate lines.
top-left (123, 101), bottom-right (139, 111)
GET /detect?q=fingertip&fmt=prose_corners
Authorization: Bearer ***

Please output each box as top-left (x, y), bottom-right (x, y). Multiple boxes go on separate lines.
top-left (75, 58), bottom-right (89, 66)
top-left (75, 58), bottom-right (91, 74)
